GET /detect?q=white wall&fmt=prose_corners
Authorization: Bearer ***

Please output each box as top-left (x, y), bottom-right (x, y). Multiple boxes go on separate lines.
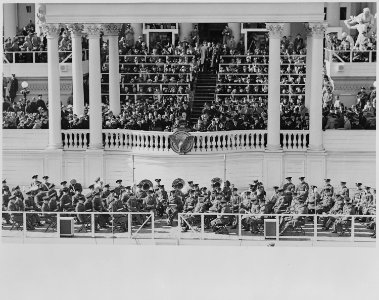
top-left (17, 3), bottom-right (35, 31)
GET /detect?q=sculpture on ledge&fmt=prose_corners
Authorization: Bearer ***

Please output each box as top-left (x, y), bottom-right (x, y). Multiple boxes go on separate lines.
top-left (169, 120), bottom-right (194, 155)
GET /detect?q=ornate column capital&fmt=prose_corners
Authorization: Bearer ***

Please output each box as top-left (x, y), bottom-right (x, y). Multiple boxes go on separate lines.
top-left (102, 23), bottom-right (121, 36)
top-left (84, 24), bottom-right (102, 38)
top-left (41, 23), bottom-right (61, 39)
top-left (266, 23), bottom-right (285, 39)
top-left (307, 22), bottom-right (328, 39)
top-left (68, 23), bottom-right (84, 37)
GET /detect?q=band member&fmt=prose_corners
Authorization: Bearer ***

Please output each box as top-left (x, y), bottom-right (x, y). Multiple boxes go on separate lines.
top-left (166, 190), bottom-right (181, 226)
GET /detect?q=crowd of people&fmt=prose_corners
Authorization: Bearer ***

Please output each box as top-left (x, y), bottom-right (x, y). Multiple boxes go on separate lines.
top-left (322, 76), bottom-right (376, 130)
top-left (2, 175), bottom-right (376, 238)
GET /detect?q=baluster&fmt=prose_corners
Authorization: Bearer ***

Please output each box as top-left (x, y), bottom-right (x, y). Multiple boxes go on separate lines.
top-left (117, 133), bottom-right (121, 148)
top-left (165, 135), bottom-right (170, 151)
top-left (83, 132), bottom-right (88, 149)
top-left (213, 134), bottom-right (218, 151)
top-left (104, 133), bottom-right (109, 149)
top-left (72, 132), bottom-right (78, 149)
top-left (198, 136), bottom-right (202, 152)
top-left (151, 135), bottom-right (155, 151)
top-left (138, 134), bottom-right (142, 150)
top-left (224, 134), bottom-right (228, 150)
top-left (62, 133), bottom-right (67, 149)
top-left (131, 133), bottom-right (135, 149)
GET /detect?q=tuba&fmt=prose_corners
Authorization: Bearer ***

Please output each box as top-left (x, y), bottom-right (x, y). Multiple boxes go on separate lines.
top-left (172, 178), bottom-right (185, 190)
top-left (139, 179), bottom-right (153, 191)
top-left (211, 177), bottom-right (222, 189)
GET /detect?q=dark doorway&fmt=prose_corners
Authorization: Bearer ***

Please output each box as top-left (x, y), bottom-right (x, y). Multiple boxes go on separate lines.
top-left (198, 23), bottom-right (227, 43)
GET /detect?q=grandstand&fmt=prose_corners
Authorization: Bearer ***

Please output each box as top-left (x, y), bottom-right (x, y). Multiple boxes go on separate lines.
top-left (2, 2), bottom-right (376, 245)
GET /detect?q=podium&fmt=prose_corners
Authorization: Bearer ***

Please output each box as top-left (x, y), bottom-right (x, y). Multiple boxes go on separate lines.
top-left (264, 219), bottom-right (277, 239)
top-left (60, 217), bottom-right (75, 237)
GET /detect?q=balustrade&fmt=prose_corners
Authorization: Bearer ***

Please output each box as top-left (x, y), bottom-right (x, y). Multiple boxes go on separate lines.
top-left (280, 130), bottom-right (309, 150)
top-left (3, 49), bottom-right (89, 64)
top-left (324, 48), bottom-right (377, 63)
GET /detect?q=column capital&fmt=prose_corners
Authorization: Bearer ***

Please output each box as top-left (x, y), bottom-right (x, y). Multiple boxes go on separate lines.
top-left (41, 23), bottom-right (61, 39)
top-left (84, 24), bottom-right (102, 38)
top-left (68, 23), bottom-right (84, 37)
top-left (266, 23), bottom-right (285, 39)
top-left (102, 23), bottom-right (121, 36)
top-left (307, 22), bottom-right (328, 39)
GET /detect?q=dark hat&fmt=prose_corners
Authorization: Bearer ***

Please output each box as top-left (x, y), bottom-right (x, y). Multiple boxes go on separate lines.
top-left (356, 183), bottom-right (362, 186)
top-left (148, 190), bottom-right (154, 194)
top-left (188, 181), bottom-right (193, 184)
top-left (62, 187), bottom-right (69, 193)
top-left (60, 181), bottom-right (67, 185)
top-left (311, 185), bottom-right (317, 189)
top-left (25, 190), bottom-right (33, 195)
top-left (155, 179), bottom-right (161, 182)
top-left (233, 187), bottom-right (238, 191)
top-left (365, 186), bottom-right (371, 190)
top-left (340, 181), bottom-right (346, 185)
top-left (2, 179), bottom-right (6, 184)
top-left (201, 187), bottom-right (207, 190)
top-left (116, 179), bottom-right (122, 184)
top-left (249, 184), bottom-right (254, 187)
top-left (273, 186), bottom-right (279, 190)
top-left (285, 177), bottom-right (292, 180)
top-left (194, 183), bottom-right (199, 187)
top-left (38, 94), bottom-right (43, 97)
top-left (104, 184), bottom-right (110, 188)
top-left (32, 175), bottom-right (38, 179)
top-left (253, 180), bottom-right (259, 183)
top-left (159, 185), bottom-right (165, 188)
top-left (246, 191), bottom-right (251, 194)
top-left (299, 177), bottom-right (305, 180)
top-left (324, 179), bottom-right (331, 182)
top-left (278, 188), bottom-right (284, 192)
top-left (13, 185), bottom-right (20, 190)
top-left (94, 177), bottom-right (100, 182)
top-left (42, 176), bottom-right (49, 180)
top-left (88, 184), bottom-right (94, 189)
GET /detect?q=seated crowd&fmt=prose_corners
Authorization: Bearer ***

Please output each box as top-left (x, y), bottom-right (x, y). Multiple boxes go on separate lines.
top-left (2, 175), bottom-right (376, 238)
top-left (322, 76), bottom-right (376, 130)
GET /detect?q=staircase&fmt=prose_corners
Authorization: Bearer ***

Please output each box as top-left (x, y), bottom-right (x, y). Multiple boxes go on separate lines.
top-left (191, 72), bottom-right (217, 123)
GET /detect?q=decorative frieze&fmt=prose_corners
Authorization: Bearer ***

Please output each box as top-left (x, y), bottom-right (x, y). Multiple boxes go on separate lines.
top-left (42, 23), bottom-right (61, 39)
top-left (265, 23), bottom-right (285, 39)
top-left (84, 24), bottom-right (102, 38)
top-left (102, 23), bottom-right (121, 36)
top-left (68, 23), bottom-right (84, 36)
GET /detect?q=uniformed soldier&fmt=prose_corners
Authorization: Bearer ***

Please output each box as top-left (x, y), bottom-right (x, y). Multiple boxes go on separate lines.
top-left (166, 190), bottom-right (182, 226)
top-left (295, 177), bottom-right (309, 202)
top-left (156, 185), bottom-right (168, 217)
top-left (75, 196), bottom-right (87, 225)
top-left (24, 189), bottom-right (42, 227)
top-left (2, 180), bottom-right (12, 224)
top-left (113, 179), bottom-right (125, 198)
top-left (243, 198), bottom-right (260, 231)
top-left (30, 175), bottom-right (41, 188)
top-left (222, 180), bottom-right (232, 202)
top-left (153, 179), bottom-right (162, 191)
top-left (282, 177), bottom-right (295, 192)
top-left (273, 189), bottom-right (289, 214)
top-left (353, 183), bottom-right (365, 207)
top-left (239, 192), bottom-right (252, 214)
top-left (2, 179), bottom-right (10, 195)
top-left (338, 181), bottom-right (350, 199)
top-left (306, 185), bottom-right (322, 215)
top-left (58, 181), bottom-right (68, 199)
top-left (320, 179), bottom-right (334, 197)
top-left (12, 185), bottom-right (24, 201)
top-left (69, 179), bottom-right (82, 196)
top-left (59, 187), bottom-right (73, 212)
top-left (94, 177), bottom-right (103, 192)
top-left (358, 186), bottom-right (374, 222)
top-left (266, 186), bottom-right (280, 213)
top-left (182, 190), bottom-right (197, 213)
top-left (256, 184), bottom-right (266, 202)
top-left (279, 199), bottom-right (308, 236)
top-left (92, 189), bottom-right (107, 230)
top-left (126, 195), bottom-right (143, 225)
top-left (143, 190), bottom-right (157, 214)
top-left (320, 187), bottom-right (334, 213)
top-left (210, 198), bottom-right (232, 234)
top-left (322, 192), bottom-right (344, 230)
top-left (48, 189), bottom-right (60, 212)
top-left (333, 200), bottom-right (355, 234)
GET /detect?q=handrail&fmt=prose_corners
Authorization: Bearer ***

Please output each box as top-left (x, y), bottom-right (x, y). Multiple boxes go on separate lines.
top-left (324, 48), bottom-right (377, 63)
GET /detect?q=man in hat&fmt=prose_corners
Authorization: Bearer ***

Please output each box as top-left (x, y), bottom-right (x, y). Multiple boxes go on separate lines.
top-left (358, 187), bottom-right (374, 222)
top-left (322, 192), bottom-right (344, 230)
top-left (94, 177), bottom-right (103, 192)
top-left (143, 190), bottom-right (157, 214)
top-left (279, 198), bottom-right (308, 236)
top-left (266, 186), bottom-right (280, 213)
top-left (60, 187), bottom-right (73, 212)
top-left (58, 181), bottom-right (68, 199)
top-left (273, 188), bottom-right (287, 214)
top-left (306, 185), bottom-right (322, 215)
top-left (24, 188), bottom-right (42, 227)
top-left (210, 197), bottom-right (231, 234)
top-left (338, 181), bottom-right (350, 199)
top-left (295, 177), bottom-right (309, 202)
top-left (153, 179), bottom-right (162, 190)
top-left (69, 179), bottom-right (82, 196)
top-left (113, 180), bottom-right (124, 197)
top-left (229, 187), bottom-right (242, 229)
top-left (321, 179), bottom-right (334, 197)
top-left (8, 73), bottom-right (18, 102)
top-left (155, 185), bottom-right (168, 217)
top-left (166, 190), bottom-right (182, 226)
top-left (333, 200), bottom-right (355, 234)
top-left (48, 188), bottom-right (59, 212)
top-left (282, 177), bottom-right (295, 192)
top-left (30, 175), bottom-right (41, 188)
top-left (36, 94), bottom-right (47, 111)
top-left (353, 183), bottom-right (365, 207)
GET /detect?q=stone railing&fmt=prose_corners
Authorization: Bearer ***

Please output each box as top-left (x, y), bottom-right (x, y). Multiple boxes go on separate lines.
top-left (280, 130), bottom-right (309, 151)
top-left (324, 48), bottom-right (377, 63)
top-left (61, 129), bottom-right (267, 152)
top-left (3, 49), bottom-right (89, 64)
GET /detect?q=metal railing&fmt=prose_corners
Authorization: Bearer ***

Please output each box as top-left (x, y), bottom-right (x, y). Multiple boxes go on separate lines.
top-left (324, 48), bottom-right (377, 63)
top-left (3, 210), bottom-right (374, 243)
top-left (3, 49), bottom-right (89, 64)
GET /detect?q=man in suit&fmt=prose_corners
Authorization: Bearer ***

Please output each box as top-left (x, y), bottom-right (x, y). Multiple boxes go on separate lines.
top-left (8, 74), bottom-right (18, 102)
top-left (199, 41), bottom-right (209, 72)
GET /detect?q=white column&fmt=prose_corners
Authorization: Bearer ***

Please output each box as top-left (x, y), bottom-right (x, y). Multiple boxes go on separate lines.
top-left (304, 26), bottom-right (312, 109)
top-left (103, 24), bottom-right (121, 116)
top-left (131, 23), bottom-right (143, 45)
top-left (266, 23), bottom-right (284, 151)
top-left (85, 24), bottom-right (103, 149)
top-left (69, 24), bottom-right (85, 116)
top-left (228, 22), bottom-right (241, 44)
top-left (3, 3), bottom-right (17, 38)
top-left (308, 23), bottom-right (327, 151)
top-left (42, 23), bottom-right (62, 149)
top-left (179, 23), bottom-right (193, 42)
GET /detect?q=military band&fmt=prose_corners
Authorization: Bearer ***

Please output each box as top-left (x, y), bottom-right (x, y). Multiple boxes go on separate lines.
top-left (1, 175), bottom-right (376, 239)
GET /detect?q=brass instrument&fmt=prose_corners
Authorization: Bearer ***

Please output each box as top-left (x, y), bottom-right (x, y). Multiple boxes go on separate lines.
top-left (211, 177), bottom-right (222, 189)
top-left (172, 178), bottom-right (185, 190)
top-left (139, 179), bottom-right (153, 191)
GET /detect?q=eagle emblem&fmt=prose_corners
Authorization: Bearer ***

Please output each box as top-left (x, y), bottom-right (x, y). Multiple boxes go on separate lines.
top-left (169, 130), bottom-right (194, 155)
